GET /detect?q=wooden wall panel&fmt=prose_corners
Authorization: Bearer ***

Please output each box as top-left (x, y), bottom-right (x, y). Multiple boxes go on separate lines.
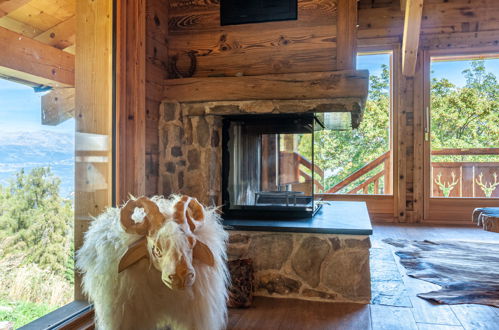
top-left (145, 0), bottom-right (169, 196)
top-left (143, 0), bottom-right (499, 224)
top-left (166, 0), bottom-right (341, 77)
top-left (116, 0), bottom-right (146, 204)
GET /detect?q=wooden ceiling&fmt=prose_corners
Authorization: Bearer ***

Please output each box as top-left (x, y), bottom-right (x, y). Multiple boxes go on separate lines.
top-left (0, 0), bottom-right (75, 54)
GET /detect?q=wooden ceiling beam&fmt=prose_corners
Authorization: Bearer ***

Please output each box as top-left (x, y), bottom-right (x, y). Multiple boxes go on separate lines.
top-left (34, 15), bottom-right (76, 49)
top-left (402, 0), bottom-right (424, 77)
top-left (0, 25), bottom-right (74, 86)
top-left (0, 0), bottom-right (31, 18)
top-left (41, 87), bottom-right (75, 125)
top-left (400, 0), bottom-right (406, 11)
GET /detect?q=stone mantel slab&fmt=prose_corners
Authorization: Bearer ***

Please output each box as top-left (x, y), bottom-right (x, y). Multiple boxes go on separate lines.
top-left (223, 202), bottom-right (373, 235)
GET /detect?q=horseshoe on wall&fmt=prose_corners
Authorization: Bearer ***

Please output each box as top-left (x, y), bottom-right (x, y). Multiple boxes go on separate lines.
top-left (169, 51), bottom-right (197, 78)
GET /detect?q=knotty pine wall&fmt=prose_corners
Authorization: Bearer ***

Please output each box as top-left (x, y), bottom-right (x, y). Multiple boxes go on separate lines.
top-left (167, 0), bottom-right (340, 77)
top-left (145, 0), bottom-right (499, 223)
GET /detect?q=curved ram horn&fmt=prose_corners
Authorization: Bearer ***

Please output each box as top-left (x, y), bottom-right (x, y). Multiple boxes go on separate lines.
top-left (187, 197), bottom-right (205, 230)
top-left (120, 196), bottom-right (166, 236)
top-left (173, 195), bottom-right (205, 233)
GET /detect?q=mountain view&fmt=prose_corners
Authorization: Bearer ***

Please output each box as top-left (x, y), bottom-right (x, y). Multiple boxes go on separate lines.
top-left (0, 130), bottom-right (74, 198)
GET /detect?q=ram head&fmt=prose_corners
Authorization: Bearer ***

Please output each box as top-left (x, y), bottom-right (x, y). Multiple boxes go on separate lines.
top-left (118, 196), bottom-right (215, 290)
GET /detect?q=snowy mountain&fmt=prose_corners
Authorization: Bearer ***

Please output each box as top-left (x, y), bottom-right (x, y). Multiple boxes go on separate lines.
top-left (0, 130), bottom-right (75, 198)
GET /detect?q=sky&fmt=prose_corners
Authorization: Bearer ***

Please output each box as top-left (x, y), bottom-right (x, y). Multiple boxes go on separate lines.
top-left (357, 52), bottom-right (499, 87)
top-left (0, 78), bottom-right (74, 134)
top-left (431, 57), bottom-right (499, 86)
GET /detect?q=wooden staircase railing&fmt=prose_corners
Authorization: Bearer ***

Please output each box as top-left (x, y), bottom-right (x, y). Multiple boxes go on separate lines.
top-left (326, 151), bottom-right (391, 194)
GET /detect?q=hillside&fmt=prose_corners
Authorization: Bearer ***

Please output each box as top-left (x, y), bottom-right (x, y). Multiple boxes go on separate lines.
top-left (0, 130), bottom-right (74, 198)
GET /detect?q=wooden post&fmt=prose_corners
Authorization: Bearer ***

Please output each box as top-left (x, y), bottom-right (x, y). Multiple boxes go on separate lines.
top-left (74, 0), bottom-right (113, 301)
top-left (336, 0), bottom-right (358, 70)
top-left (412, 49), bottom-right (426, 222)
top-left (384, 156), bottom-right (392, 194)
top-left (116, 0), bottom-right (147, 204)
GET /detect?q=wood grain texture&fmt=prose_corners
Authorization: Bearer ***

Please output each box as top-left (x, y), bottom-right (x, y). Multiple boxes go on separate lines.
top-left (336, 0), bottom-right (357, 70)
top-left (0, 25), bottom-right (74, 86)
top-left (75, 0), bottom-right (113, 300)
top-left (402, 0), bottom-right (424, 76)
top-left (0, 0), bottom-right (31, 18)
top-left (164, 70), bottom-right (368, 102)
top-left (33, 15), bottom-right (75, 49)
top-left (166, 0), bottom-right (342, 77)
top-left (145, 0), bottom-right (169, 196)
top-left (168, 0), bottom-right (337, 34)
top-left (229, 297), bottom-right (372, 330)
top-left (116, 0), bottom-right (147, 204)
top-left (41, 87), bottom-right (75, 125)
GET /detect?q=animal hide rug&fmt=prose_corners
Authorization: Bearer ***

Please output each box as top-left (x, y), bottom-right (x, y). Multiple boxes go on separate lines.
top-left (383, 239), bottom-right (499, 307)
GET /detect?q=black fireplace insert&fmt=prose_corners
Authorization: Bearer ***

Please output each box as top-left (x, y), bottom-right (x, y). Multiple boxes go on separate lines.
top-left (222, 113), bottom-right (322, 220)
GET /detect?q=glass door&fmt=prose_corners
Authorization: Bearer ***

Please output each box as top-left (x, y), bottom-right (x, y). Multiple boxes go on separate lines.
top-left (424, 53), bottom-right (499, 222)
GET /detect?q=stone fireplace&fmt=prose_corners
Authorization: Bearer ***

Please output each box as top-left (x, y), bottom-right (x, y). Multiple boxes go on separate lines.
top-left (158, 98), bottom-right (364, 207)
top-left (158, 70), bottom-right (372, 303)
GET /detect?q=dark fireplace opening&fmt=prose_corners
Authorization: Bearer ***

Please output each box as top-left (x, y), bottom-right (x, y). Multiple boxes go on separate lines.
top-left (222, 113), bottom-right (322, 220)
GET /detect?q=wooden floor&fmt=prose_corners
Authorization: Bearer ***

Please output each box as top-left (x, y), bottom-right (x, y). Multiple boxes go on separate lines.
top-left (228, 224), bottom-right (499, 330)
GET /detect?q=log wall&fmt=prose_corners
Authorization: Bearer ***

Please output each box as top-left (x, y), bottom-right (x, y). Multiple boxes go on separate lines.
top-left (146, 0), bottom-right (499, 223)
top-left (145, 0), bottom-right (169, 196)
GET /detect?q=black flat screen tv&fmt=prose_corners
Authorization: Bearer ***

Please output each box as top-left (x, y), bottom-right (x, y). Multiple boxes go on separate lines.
top-left (220, 0), bottom-right (298, 26)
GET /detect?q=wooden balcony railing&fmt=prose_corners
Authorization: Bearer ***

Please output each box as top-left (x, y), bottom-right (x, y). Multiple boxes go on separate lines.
top-left (431, 148), bottom-right (499, 198)
top-left (289, 148), bottom-right (499, 197)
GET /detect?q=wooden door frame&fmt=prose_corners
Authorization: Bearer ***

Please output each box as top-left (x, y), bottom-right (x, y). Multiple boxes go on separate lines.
top-left (421, 46), bottom-right (499, 224)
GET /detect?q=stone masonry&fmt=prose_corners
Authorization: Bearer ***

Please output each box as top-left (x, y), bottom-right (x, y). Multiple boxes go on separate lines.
top-left (228, 231), bottom-right (371, 303)
top-left (159, 98), bottom-right (364, 207)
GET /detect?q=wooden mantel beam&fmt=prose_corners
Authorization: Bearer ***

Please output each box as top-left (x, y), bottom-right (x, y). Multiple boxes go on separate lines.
top-left (164, 70), bottom-right (369, 103)
top-left (402, 0), bottom-right (424, 77)
top-left (0, 26), bottom-right (75, 86)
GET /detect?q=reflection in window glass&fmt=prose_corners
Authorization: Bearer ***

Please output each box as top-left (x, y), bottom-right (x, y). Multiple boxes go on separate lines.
top-left (0, 79), bottom-right (75, 328)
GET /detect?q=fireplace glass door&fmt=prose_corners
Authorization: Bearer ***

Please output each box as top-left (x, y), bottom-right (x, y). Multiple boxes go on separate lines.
top-left (222, 114), bottom-right (319, 219)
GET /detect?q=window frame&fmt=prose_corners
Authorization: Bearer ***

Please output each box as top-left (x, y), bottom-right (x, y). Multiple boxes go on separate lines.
top-left (421, 47), bottom-right (499, 223)
top-left (316, 44), bottom-right (399, 222)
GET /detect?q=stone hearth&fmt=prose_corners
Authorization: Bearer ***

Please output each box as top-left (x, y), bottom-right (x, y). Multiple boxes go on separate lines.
top-left (228, 231), bottom-right (371, 303)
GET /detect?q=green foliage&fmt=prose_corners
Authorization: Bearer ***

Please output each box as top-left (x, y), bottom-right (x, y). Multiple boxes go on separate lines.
top-left (0, 167), bottom-right (73, 276)
top-left (0, 298), bottom-right (56, 329)
top-left (300, 59), bottom-right (498, 193)
top-left (431, 60), bottom-right (499, 161)
top-left (299, 64), bottom-right (391, 192)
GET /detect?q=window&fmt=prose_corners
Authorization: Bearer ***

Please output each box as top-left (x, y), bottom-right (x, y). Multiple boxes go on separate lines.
top-left (0, 79), bottom-right (75, 328)
top-left (312, 52), bottom-right (393, 195)
top-left (430, 56), bottom-right (499, 198)
top-left (0, 1), bottom-right (114, 328)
